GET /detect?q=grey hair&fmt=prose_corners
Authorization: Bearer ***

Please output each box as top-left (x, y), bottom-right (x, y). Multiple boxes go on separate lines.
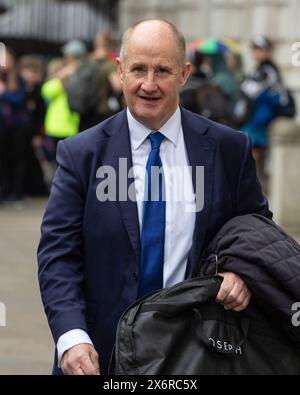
top-left (119, 19), bottom-right (187, 65)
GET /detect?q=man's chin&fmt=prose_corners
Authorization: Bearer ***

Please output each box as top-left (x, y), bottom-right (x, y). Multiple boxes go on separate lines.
top-left (133, 109), bottom-right (163, 129)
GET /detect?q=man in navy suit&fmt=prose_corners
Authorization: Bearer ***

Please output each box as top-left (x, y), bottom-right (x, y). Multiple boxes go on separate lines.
top-left (37, 20), bottom-right (272, 375)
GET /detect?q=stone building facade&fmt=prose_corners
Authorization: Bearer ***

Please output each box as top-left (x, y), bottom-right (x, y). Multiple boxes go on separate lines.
top-left (119, 0), bottom-right (300, 117)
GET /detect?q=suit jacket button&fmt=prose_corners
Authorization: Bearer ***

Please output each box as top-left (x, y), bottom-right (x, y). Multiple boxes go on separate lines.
top-left (133, 272), bottom-right (138, 281)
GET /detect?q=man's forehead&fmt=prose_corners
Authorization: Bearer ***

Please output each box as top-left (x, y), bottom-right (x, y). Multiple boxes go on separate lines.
top-left (125, 54), bottom-right (175, 67)
top-left (128, 36), bottom-right (175, 52)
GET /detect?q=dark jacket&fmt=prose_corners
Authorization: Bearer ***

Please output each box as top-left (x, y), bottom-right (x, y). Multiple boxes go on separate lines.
top-left (114, 275), bottom-right (300, 375)
top-left (195, 214), bottom-right (300, 342)
top-left (113, 215), bottom-right (300, 375)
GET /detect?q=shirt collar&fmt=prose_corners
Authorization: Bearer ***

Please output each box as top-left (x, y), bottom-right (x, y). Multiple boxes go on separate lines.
top-left (127, 107), bottom-right (182, 151)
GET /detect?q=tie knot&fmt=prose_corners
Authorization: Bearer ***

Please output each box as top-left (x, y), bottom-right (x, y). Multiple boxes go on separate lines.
top-left (148, 132), bottom-right (164, 151)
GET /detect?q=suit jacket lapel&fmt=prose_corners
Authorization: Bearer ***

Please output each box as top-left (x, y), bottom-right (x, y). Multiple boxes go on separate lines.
top-left (181, 108), bottom-right (216, 278)
top-left (101, 110), bottom-right (140, 258)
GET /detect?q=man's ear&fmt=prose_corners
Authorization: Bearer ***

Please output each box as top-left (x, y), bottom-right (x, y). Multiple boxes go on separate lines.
top-left (116, 57), bottom-right (124, 84)
top-left (180, 62), bottom-right (192, 87)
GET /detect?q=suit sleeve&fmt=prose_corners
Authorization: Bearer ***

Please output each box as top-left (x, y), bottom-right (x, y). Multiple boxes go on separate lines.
top-left (37, 140), bottom-right (88, 343)
top-left (235, 133), bottom-right (273, 219)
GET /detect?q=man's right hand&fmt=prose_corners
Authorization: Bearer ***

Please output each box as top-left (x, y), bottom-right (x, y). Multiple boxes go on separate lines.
top-left (61, 344), bottom-right (100, 375)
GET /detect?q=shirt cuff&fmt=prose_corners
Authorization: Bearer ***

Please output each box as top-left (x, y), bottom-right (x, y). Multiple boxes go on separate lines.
top-left (57, 329), bottom-right (93, 368)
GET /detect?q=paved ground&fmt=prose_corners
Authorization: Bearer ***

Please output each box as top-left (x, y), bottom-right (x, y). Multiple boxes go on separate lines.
top-left (0, 198), bottom-right (299, 375)
top-left (0, 198), bottom-right (53, 375)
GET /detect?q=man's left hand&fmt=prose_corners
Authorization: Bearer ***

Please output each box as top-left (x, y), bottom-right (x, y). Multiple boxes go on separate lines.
top-left (216, 272), bottom-right (251, 312)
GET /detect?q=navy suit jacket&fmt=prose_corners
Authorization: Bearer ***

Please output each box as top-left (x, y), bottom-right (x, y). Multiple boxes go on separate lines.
top-left (37, 108), bottom-right (272, 374)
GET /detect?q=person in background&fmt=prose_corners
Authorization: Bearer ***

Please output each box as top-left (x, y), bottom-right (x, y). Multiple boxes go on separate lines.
top-left (208, 53), bottom-right (241, 111)
top-left (180, 51), bottom-right (208, 114)
top-left (38, 56), bottom-right (80, 189)
top-left (18, 55), bottom-right (47, 197)
top-left (240, 36), bottom-right (282, 190)
top-left (65, 34), bottom-right (123, 132)
top-left (180, 51), bottom-right (238, 126)
top-left (42, 51), bottom-right (82, 151)
top-left (251, 36), bottom-right (281, 82)
top-left (90, 31), bottom-right (123, 124)
top-left (0, 48), bottom-right (29, 206)
top-left (225, 52), bottom-right (244, 85)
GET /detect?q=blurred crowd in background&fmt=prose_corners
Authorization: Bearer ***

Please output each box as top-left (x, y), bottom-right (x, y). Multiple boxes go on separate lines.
top-left (0, 31), bottom-right (297, 207)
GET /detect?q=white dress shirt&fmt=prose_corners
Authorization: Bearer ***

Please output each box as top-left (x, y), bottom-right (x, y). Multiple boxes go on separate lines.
top-left (57, 107), bottom-right (196, 365)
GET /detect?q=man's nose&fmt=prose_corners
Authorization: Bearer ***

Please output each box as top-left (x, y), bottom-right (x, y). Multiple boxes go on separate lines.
top-left (141, 72), bottom-right (158, 93)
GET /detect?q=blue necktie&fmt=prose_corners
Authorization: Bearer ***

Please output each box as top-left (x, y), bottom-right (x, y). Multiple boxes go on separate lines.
top-left (138, 132), bottom-right (165, 298)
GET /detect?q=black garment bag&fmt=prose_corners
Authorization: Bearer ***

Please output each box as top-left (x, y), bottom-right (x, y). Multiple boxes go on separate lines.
top-left (112, 276), bottom-right (300, 375)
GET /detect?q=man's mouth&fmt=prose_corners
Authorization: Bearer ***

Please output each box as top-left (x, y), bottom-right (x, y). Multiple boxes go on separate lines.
top-left (139, 96), bottom-right (160, 102)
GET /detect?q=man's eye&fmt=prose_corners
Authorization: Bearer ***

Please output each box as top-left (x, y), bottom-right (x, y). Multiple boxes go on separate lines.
top-left (131, 66), bottom-right (145, 73)
top-left (156, 68), bottom-right (170, 75)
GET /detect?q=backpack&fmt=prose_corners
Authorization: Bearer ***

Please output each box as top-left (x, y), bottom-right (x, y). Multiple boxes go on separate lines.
top-left (180, 76), bottom-right (205, 114)
top-left (111, 276), bottom-right (300, 375)
top-left (180, 79), bottom-right (232, 125)
top-left (276, 89), bottom-right (296, 118)
top-left (196, 82), bottom-right (232, 124)
top-left (66, 60), bottom-right (100, 115)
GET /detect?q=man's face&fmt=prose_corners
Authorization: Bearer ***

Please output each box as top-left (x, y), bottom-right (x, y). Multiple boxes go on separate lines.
top-left (252, 48), bottom-right (270, 63)
top-left (116, 24), bottom-right (191, 130)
